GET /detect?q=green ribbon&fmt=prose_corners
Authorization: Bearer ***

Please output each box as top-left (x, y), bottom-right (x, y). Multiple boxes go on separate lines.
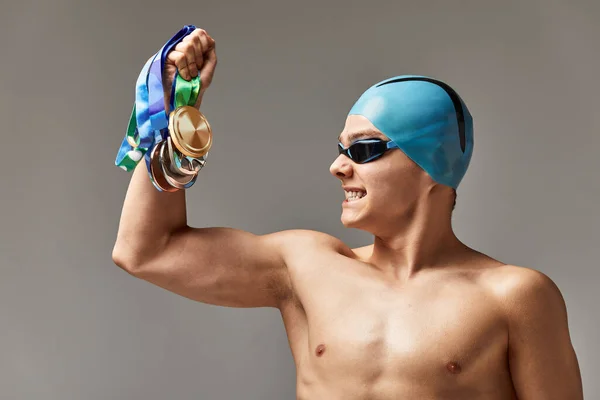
top-left (117, 73), bottom-right (201, 172)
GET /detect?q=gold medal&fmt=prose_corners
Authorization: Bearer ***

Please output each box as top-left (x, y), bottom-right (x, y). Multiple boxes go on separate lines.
top-left (150, 141), bottom-right (179, 192)
top-left (168, 106), bottom-right (213, 158)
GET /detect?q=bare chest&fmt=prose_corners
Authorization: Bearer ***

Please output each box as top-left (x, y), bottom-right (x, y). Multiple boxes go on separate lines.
top-left (282, 258), bottom-right (510, 394)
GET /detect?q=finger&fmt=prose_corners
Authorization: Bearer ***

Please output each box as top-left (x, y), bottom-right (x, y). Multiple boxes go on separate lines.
top-left (198, 30), bottom-right (215, 57)
top-left (183, 33), bottom-right (204, 75)
top-left (199, 46), bottom-right (217, 88)
top-left (174, 41), bottom-right (197, 79)
top-left (205, 32), bottom-right (215, 48)
top-left (166, 50), bottom-right (189, 80)
top-left (197, 31), bottom-right (215, 79)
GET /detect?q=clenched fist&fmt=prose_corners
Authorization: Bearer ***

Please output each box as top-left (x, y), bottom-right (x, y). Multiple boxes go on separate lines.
top-left (162, 28), bottom-right (217, 112)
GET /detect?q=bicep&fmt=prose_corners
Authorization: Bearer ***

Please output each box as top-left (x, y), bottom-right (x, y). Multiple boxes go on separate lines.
top-left (133, 227), bottom-right (292, 308)
top-left (505, 269), bottom-right (583, 399)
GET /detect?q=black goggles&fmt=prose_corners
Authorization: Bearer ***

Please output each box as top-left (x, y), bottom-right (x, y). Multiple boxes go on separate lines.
top-left (337, 139), bottom-right (400, 164)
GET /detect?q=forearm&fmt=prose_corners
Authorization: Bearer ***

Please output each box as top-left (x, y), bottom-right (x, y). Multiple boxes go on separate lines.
top-left (113, 160), bottom-right (187, 267)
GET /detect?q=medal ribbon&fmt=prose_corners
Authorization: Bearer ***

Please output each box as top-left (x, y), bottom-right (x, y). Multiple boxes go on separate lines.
top-left (115, 25), bottom-right (201, 188)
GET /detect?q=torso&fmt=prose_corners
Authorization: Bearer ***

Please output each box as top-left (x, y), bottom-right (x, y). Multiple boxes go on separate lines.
top-left (278, 232), bottom-right (519, 400)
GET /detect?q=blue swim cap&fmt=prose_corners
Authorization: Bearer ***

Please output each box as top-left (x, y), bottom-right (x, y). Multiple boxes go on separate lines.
top-left (348, 75), bottom-right (474, 189)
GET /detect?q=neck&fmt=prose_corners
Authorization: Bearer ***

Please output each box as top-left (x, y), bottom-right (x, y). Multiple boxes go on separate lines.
top-left (368, 189), bottom-right (467, 282)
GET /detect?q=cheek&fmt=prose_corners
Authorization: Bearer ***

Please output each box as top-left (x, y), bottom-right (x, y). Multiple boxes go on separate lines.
top-left (366, 175), bottom-right (400, 203)
top-left (367, 168), bottom-right (417, 204)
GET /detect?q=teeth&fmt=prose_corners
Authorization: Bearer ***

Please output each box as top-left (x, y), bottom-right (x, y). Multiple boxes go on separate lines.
top-left (345, 190), bottom-right (366, 201)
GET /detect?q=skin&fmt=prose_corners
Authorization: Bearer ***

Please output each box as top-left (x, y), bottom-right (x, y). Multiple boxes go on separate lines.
top-left (112, 29), bottom-right (584, 399)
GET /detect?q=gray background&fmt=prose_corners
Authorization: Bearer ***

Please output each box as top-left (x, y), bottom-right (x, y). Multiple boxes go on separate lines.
top-left (1, 0), bottom-right (598, 399)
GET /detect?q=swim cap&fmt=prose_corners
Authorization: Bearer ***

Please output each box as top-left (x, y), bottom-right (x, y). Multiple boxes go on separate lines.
top-left (348, 75), bottom-right (474, 189)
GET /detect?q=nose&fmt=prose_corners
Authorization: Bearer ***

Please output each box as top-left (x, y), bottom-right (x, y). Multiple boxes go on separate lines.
top-left (329, 154), bottom-right (353, 179)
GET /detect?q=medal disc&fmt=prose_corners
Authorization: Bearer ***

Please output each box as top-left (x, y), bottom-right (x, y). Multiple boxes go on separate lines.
top-left (164, 164), bottom-right (198, 189)
top-left (150, 141), bottom-right (179, 192)
top-left (166, 136), bottom-right (205, 176)
top-left (167, 136), bottom-right (196, 176)
top-left (168, 106), bottom-right (213, 158)
top-left (159, 137), bottom-right (198, 189)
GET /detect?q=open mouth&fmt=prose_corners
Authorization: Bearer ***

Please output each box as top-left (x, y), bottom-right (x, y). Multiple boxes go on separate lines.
top-left (344, 190), bottom-right (367, 203)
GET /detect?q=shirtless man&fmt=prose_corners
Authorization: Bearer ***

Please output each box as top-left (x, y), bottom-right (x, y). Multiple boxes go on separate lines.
top-left (112, 28), bottom-right (584, 399)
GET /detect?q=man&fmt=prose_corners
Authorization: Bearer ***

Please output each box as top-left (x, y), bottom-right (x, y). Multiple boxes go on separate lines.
top-left (112, 28), bottom-right (583, 399)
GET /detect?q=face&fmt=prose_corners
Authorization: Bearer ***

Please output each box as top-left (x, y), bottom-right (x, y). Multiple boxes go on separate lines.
top-left (329, 115), bottom-right (431, 234)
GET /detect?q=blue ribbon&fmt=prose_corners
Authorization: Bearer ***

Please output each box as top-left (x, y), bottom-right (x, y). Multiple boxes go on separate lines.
top-left (115, 25), bottom-right (198, 191)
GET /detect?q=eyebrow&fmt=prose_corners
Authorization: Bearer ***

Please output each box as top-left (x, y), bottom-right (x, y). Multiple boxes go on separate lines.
top-left (337, 129), bottom-right (385, 144)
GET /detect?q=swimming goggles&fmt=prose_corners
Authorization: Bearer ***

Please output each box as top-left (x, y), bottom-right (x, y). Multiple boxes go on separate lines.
top-left (337, 139), bottom-right (400, 164)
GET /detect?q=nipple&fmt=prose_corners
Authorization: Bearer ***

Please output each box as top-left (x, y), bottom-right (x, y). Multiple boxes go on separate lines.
top-left (446, 361), bottom-right (462, 374)
top-left (315, 344), bottom-right (326, 357)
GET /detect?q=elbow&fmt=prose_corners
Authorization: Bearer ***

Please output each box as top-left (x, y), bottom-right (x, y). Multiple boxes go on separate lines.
top-left (112, 230), bottom-right (174, 275)
top-left (112, 243), bottom-right (145, 275)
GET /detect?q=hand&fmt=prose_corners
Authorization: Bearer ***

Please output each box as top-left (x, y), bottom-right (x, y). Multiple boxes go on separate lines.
top-left (162, 28), bottom-right (217, 112)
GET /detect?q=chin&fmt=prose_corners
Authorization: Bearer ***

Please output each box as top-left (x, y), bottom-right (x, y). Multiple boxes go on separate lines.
top-left (341, 212), bottom-right (369, 230)
top-left (341, 218), bottom-right (357, 228)
top-left (342, 207), bottom-right (386, 233)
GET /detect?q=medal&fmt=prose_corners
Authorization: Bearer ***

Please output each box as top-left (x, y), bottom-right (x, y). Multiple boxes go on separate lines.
top-left (168, 105), bottom-right (213, 158)
top-left (150, 140), bottom-right (179, 192)
top-left (159, 137), bottom-right (198, 189)
top-left (167, 135), bottom-right (205, 176)
top-left (115, 25), bottom-right (213, 192)
top-left (163, 161), bottom-right (199, 190)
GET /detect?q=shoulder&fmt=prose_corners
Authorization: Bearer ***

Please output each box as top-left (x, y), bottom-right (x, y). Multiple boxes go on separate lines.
top-left (486, 264), bottom-right (562, 301)
top-left (482, 264), bottom-right (568, 324)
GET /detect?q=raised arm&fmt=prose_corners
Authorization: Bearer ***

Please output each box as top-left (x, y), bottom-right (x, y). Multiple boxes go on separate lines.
top-left (502, 267), bottom-right (583, 399)
top-left (112, 28), bottom-right (293, 309)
